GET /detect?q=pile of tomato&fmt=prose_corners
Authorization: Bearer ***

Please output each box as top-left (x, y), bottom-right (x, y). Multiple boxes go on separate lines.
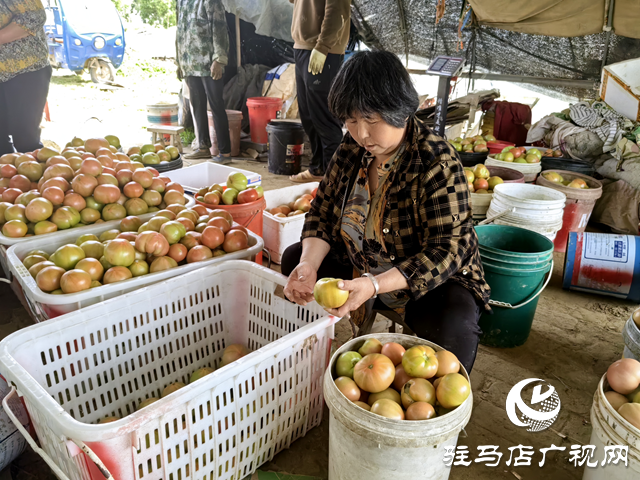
top-left (333, 338), bottom-right (471, 420)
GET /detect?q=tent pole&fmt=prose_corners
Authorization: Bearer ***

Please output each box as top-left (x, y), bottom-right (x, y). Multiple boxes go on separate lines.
top-left (601, 0), bottom-right (615, 72)
top-left (407, 70), bottom-right (596, 89)
top-left (236, 12), bottom-right (242, 68)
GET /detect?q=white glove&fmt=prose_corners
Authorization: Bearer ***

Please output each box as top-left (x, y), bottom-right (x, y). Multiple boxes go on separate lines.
top-left (308, 49), bottom-right (327, 75)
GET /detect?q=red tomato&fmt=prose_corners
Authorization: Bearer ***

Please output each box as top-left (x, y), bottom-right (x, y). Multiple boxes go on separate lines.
top-left (381, 342), bottom-right (405, 366)
top-left (406, 402), bottom-right (435, 420)
top-left (335, 376), bottom-right (361, 402)
top-left (392, 364), bottom-right (415, 391)
top-left (353, 354), bottom-right (395, 393)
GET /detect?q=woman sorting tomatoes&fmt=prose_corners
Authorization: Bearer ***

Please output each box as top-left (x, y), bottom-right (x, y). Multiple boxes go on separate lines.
top-left (282, 51), bottom-right (490, 373)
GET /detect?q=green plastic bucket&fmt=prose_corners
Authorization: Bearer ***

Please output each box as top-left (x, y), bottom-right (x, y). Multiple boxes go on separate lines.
top-left (476, 225), bottom-right (554, 348)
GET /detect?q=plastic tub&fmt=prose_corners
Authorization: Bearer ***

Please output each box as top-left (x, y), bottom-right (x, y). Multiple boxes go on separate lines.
top-left (208, 110), bottom-right (243, 157)
top-left (459, 151), bottom-right (488, 167)
top-left (564, 232), bottom-right (640, 303)
top-left (541, 157), bottom-right (595, 176)
top-left (263, 183), bottom-right (318, 264)
top-left (164, 162), bottom-right (261, 194)
top-left (0, 260), bottom-right (336, 480)
top-left (486, 183), bottom-right (566, 240)
top-left (197, 197), bottom-right (266, 265)
top-left (324, 333), bottom-right (472, 480)
top-left (247, 97), bottom-right (283, 144)
top-left (582, 374), bottom-right (640, 480)
top-left (486, 155), bottom-right (542, 182)
top-left (266, 120), bottom-right (305, 176)
top-left (7, 223), bottom-right (264, 321)
top-left (486, 140), bottom-right (515, 154)
top-left (623, 316), bottom-right (640, 361)
top-left (536, 170), bottom-right (603, 252)
top-left (470, 166), bottom-right (525, 221)
top-left (146, 103), bottom-right (179, 143)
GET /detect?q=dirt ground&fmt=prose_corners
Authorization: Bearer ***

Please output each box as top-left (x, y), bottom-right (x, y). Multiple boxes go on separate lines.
top-left (0, 154), bottom-right (636, 479)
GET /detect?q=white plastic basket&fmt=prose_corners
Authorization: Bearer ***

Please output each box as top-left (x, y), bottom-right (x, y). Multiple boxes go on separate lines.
top-left (0, 194), bottom-right (195, 280)
top-left (0, 260), bottom-right (336, 480)
top-left (7, 222), bottom-right (264, 321)
top-left (263, 183), bottom-right (318, 264)
top-left (164, 163), bottom-right (261, 194)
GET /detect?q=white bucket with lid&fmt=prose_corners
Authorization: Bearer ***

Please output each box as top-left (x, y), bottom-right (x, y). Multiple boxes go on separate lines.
top-left (485, 183), bottom-right (566, 240)
top-left (324, 333), bottom-right (473, 480)
top-left (582, 374), bottom-right (640, 479)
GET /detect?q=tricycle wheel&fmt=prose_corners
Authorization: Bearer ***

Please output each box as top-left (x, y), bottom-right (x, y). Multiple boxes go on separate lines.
top-left (90, 60), bottom-right (115, 84)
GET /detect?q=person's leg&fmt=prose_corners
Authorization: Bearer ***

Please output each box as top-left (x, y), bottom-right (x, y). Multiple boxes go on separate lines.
top-left (281, 242), bottom-right (353, 280)
top-left (0, 66), bottom-right (51, 154)
top-left (184, 76), bottom-right (212, 158)
top-left (404, 282), bottom-right (482, 373)
top-left (294, 49), bottom-right (323, 177)
top-left (202, 76), bottom-right (231, 157)
top-left (304, 53), bottom-right (344, 173)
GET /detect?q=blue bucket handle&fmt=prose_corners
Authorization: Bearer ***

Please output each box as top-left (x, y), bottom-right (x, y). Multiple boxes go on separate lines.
top-left (488, 260), bottom-right (553, 310)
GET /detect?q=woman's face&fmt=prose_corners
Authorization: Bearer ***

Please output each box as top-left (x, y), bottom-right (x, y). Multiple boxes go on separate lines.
top-left (345, 113), bottom-right (406, 157)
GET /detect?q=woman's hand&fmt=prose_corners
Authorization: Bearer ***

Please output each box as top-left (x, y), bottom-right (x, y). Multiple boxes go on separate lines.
top-left (284, 261), bottom-right (317, 306)
top-left (326, 277), bottom-right (376, 317)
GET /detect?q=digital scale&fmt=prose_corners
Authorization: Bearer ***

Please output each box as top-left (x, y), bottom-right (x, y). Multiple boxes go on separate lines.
top-left (426, 56), bottom-right (465, 137)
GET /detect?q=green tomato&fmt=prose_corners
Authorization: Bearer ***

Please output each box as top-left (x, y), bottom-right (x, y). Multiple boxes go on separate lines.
top-left (335, 351), bottom-right (363, 378)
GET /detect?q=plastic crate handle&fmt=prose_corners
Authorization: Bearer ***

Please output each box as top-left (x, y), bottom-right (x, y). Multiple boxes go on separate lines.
top-left (2, 387), bottom-right (114, 480)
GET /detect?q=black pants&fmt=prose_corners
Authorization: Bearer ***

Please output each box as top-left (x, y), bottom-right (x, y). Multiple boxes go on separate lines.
top-left (0, 66), bottom-right (52, 155)
top-left (186, 75), bottom-right (230, 154)
top-left (294, 49), bottom-right (344, 176)
top-left (281, 242), bottom-right (482, 373)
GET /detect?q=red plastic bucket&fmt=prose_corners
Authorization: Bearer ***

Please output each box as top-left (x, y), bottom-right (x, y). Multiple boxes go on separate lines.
top-left (197, 197), bottom-right (266, 264)
top-left (247, 97), bottom-right (283, 144)
top-left (535, 170), bottom-right (603, 252)
top-left (487, 140), bottom-right (516, 155)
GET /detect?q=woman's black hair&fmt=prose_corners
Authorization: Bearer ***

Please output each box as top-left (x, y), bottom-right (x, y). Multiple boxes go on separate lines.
top-left (328, 50), bottom-right (420, 128)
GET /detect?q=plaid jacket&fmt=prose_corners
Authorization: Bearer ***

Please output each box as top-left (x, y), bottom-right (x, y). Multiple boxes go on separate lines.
top-left (301, 117), bottom-right (491, 308)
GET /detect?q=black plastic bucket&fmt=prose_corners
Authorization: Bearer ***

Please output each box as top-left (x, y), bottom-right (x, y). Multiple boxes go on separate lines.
top-left (541, 157), bottom-right (595, 176)
top-left (266, 120), bottom-right (305, 176)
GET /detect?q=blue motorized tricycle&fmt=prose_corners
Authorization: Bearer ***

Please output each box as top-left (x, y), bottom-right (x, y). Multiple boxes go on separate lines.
top-left (44, 0), bottom-right (126, 83)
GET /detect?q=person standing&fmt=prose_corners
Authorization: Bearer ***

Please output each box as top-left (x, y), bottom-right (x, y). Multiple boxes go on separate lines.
top-left (0, 0), bottom-right (51, 156)
top-left (177, 0), bottom-right (232, 164)
top-left (289, 0), bottom-right (350, 182)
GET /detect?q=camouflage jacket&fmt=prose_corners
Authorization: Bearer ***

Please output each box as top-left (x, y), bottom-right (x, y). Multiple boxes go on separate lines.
top-left (176, 0), bottom-right (229, 77)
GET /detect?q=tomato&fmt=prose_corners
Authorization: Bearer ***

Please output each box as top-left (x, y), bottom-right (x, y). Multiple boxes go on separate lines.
top-left (353, 401), bottom-right (370, 411)
top-left (406, 402), bottom-right (436, 420)
top-left (380, 342), bottom-right (405, 366)
top-left (402, 345), bottom-right (438, 379)
top-left (367, 387), bottom-right (401, 406)
top-left (358, 338), bottom-right (383, 356)
top-left (604, 391), bottom-right (628, 411)
top-left (370, 399), bottom-right (404, 420)
top-left (401, 378), bottom-right (436, 409)
top-left (353, 354), bottom-right (395, 393)
top-left (392, 364), bottom-right (415, 391)
top-left (358, 390), bottom-right (369, 403)
top-left (619, 403), bottom-right (640, 429)
top-left (436, 373), bottom-right (471, 409)
top-left (335, 376), bottom-right (360, 402)
top-left (432, 377), bottom-right (442, 390)
top-left (313, 278), bottom-right (349, 309)
top-left (435, 350), bottom-right (460, 377)
top-left (335, 351), bottom-right (362, 378)
top-left (607, 359), bottom-right (640, 395)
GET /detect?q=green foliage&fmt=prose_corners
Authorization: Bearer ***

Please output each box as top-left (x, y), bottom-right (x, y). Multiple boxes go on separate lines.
top-left (132, 0), bottom-right (176, 28)
top-left (181, 128), bottom-right (196, 146)
top-left (110, 0), bottom-right (176, 28)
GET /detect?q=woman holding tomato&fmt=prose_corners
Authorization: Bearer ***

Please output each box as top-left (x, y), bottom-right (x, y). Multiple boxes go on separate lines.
top-left (282, 51), bottom-right (490, 373)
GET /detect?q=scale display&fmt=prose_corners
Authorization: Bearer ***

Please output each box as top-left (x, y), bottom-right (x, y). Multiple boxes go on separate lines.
top-left (426, 56), bottom-right (465, 77)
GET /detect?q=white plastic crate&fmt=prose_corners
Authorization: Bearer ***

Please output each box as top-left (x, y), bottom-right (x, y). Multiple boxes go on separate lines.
top-left (7, 222), bottom-right (263, 321)
top-left (0, 260), bottom-right (336, 480)
top-left (263, 183), bottom-right (318, 264)
top-left (165, 163), bottom-right (261, 194)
